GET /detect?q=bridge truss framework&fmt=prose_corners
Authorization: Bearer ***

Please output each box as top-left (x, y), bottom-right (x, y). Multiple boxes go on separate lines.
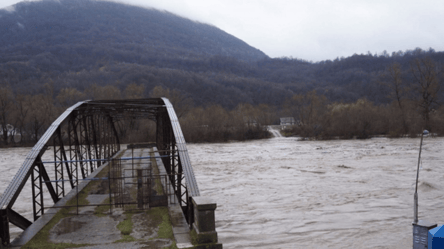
top-left (0, 98), bottom-right (200, 245)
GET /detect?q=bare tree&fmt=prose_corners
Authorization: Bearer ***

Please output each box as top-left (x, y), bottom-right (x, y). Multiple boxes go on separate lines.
top-left (85, 84), bottom-right (122, 100)
top-left (12, 94), bottom-right (30, 144)
top-left (26, 95), bottom-right (52, 143)
top-left (57, 87), bottom-right (86, 107)
top-left (286, 90), bottom-right (327, 134)
top-left (410, 57), bottom-right (442, 130)
top-left (150, 86), bottom-right (193, 118)
top-left (385, 62), bottom-right (409, 134)
top-left (124, 83), bottom-right (145, 99)
top-left (0, 86), bottom-right (14, 144)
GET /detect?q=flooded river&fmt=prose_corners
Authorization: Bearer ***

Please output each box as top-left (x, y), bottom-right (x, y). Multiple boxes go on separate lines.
top-left (187, 136), bottom-right (444, 248)
top-left (1, 136), bottom-right (444, 248)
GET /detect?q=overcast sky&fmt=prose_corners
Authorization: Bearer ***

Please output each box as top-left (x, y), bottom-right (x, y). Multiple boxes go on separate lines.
top-left (1, 0), bottom-right (444, 62)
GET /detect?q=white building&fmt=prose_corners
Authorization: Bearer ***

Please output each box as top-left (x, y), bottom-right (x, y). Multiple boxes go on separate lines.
top-left (280, 117), bottom-right (295, 126)
top-left (0, 124), bottom-right (16, 136)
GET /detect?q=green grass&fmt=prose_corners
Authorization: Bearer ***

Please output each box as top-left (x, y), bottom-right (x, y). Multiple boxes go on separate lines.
top-left (144, 207), bottom-right (178, 249)
top-left (156, 207), bottom-right (174, 240)
top-left (114, 212), bottom-right (137, 243)
top-left (112, 206), bottom-right (177, 248)
top-left (113, 207), bottom-right (171, 244)
top-left (114, 235), bottom-right (136, 243)
top-left (117, 212), bottom-right (134, 235)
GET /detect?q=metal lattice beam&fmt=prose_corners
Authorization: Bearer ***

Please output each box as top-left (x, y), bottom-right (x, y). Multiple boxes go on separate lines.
top-left (0, 98), bottom-right (199, 245)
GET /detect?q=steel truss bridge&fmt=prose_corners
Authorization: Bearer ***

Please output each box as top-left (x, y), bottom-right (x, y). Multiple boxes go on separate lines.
top-left (0, 98), bottom-right (200, 245)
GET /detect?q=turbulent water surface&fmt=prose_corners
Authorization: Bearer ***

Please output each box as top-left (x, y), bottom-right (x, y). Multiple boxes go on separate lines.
top-left (187, 136), bottom-right (444, 248)
top-left (0, 147), bottom-right (55, 238)
top-left (1, 136), bottom-right (444, 248)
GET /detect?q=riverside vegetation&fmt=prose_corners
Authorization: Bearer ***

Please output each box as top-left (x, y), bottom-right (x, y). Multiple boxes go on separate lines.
top-left (1, 57), bottom-right (444, 145)
top-left (2, 56), bottom-right (444, 146)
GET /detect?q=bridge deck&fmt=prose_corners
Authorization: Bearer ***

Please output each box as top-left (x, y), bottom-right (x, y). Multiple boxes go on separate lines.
top-left (9, 148), bottom-right (193, 249)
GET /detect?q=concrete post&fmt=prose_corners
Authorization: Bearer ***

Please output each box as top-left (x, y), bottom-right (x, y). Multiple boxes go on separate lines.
top-left (191, 196), bottom-right (222, 249)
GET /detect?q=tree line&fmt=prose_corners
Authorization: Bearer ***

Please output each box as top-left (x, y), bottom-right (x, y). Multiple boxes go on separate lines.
top-left (2, 56), bottom-right (444, 146)
top-left (283, 57), bottom-right (444, 139)
top-left (0, 84), bottom-right (271, 147)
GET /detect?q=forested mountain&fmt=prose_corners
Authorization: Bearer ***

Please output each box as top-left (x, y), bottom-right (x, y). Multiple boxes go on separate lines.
top-left (0, 0), bottom-right (267, 61)
top-left (1, 0), bottom-right (444, 109)
top-left (2, 0), bottom-right (444, 145)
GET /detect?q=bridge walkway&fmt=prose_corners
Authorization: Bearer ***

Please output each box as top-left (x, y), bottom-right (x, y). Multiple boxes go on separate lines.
top-left (9, 147), bottom-right (193, 249)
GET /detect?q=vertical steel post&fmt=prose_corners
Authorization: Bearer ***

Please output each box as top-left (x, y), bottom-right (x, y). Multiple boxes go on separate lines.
top-left (59, 128), bottom-right (74, 189)
top-left (82, 116), bottom-right (94, 173)
top-left (68, 117), bottom-right (79, 187)
top-left (108, 165), bottom-right (112, 214)
top-left (0, 209), bottom-right (9, 246)
top-left (91, 115), bottom-right (100, 168)
top-left (30, 167), bottom-right (36, 222)
top-left (31, 161), bottom-right (44, 221)
top-left (96, 115), bottom-right (103, 167)
top-left (38, 157), bottom-right (59, 204)
top-left (75, 115), bottom-right (87, 178)
top-left (137, 169), bottom-right (143, 209)
top-left (53, 128), bottom-right (65, 199)
top-left (109, 116), bottom-right (120, 154)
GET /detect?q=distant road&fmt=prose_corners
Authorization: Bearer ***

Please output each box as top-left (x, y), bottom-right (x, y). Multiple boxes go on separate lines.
top-left (267, 126), bottom-right (283, 137)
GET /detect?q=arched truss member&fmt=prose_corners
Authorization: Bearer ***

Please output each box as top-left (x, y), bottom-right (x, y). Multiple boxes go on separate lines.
top-left (0, 98), bottom-right (199, 245)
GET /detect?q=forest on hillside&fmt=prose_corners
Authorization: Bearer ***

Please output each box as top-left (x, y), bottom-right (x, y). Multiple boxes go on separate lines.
top-left (2, 0), bottom-right (444, 108)
top-left (2, 47), bottom-right (443, 107)
top-left (1, 0), bottom-right (444, 145)
top-left (1, 53), bottom-right (444, 145)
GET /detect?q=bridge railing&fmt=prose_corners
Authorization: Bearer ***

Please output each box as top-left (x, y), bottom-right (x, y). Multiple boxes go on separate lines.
top-left (157, 98), bottom-right (200, 225)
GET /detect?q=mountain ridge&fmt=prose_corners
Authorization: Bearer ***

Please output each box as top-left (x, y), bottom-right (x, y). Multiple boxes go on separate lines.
top-left (0, 0), bottom-right (268, 61)
top-left (1, 0), bottom-right (444, 110)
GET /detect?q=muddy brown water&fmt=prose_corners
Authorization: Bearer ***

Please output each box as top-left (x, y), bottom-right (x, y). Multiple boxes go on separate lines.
top-left (2, 137), bottom-right (444, 248)
top-left (187, 137), bottom-right (444, 248)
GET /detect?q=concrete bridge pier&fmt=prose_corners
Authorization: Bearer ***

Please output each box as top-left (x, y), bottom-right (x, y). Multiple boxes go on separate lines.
top-left (191, 197), bottom-right (222, 249)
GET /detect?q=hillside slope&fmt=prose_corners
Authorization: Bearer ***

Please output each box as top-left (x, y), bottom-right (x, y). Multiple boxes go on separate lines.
top-left (0, 0), bottom-right (267, 62)
top-left (1, 0), bottom-right (444, 109)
